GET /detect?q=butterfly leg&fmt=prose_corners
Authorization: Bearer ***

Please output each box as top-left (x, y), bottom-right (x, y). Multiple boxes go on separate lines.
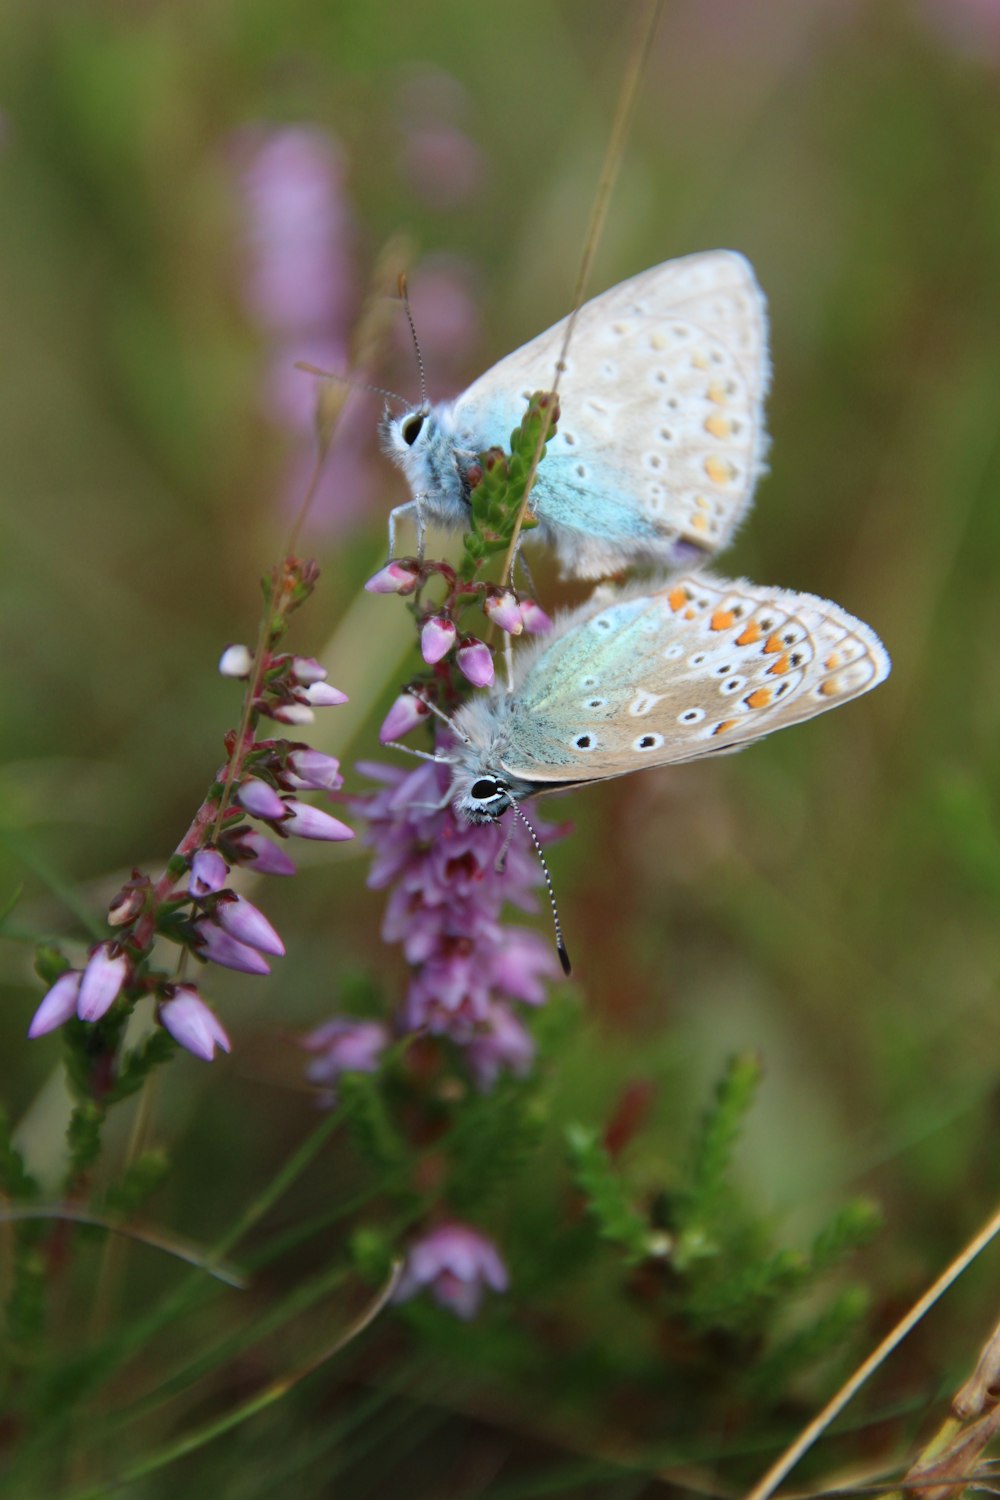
top-left (381, 740), bottom-right (455, 766)
top-left (502, 631), bottom-right (515, 696)
top-left (387, 496), bottom-right (428, 561)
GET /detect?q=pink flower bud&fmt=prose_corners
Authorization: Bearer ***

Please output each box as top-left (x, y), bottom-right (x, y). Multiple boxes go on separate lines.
top-left (518, 598), bottom-right (553, 634)
top-left (379, 692), bottom-right (429, 743)
top-left (237, 779), bottom-right (287, 821)
top-left (28, 971), bottom-right (82, 1038)
top-left (304, 682), bottom-right (349, 707)
top-left (271, 702), bottom-right (316, 726)
top-left (107, 884), bottom-right (145, 927)
top-left (215, 894), bottom-right (285, 957)
top-left (160, 986), bottom-right (231, 1061)
top-left (420, 615), bottom-right (457, 665)
top-left (219, 644), bottom-right (253, 678)
top-left (282, 801), bottom-right (354, 841)
top-left (291, 656), bottom-right (328, 684)
top-left (78, 943), bottom-right (128, 1022)
top-left (195, 921), bottom-right (271, 975)
top-left (456, 639), bottom-right (494, 688)
top-left (364, 560), bottom-right (420, 595)
top-left (286, 749), bottom-right (342, 790)
top-left (484, 591), bottom-right (523, 635)
top-left (189, 849), bottom-right (230, 898)
top-left (229, 828), bottom-right (297, 876)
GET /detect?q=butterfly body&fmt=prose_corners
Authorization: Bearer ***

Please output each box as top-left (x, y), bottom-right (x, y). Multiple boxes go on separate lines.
top-left (383, 252), bottom-right (771, 579)
top-left (448, 574), bottom-right (890, 822)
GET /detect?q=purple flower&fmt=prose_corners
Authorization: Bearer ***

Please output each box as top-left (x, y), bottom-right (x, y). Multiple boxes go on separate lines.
top-left (285, 749), bottom-right (343, 791)
top-left (215, 894), bottom-right (285, 957)
top-left (290, 656), bottom-right (328, 684)
top-left (194, 920), bottom-right (271, 976)
top-left (379, 693), bottom-right (429, 743)
top-left (227, 827), bottom-right (297, 876)
top-left (393, 1223), bottom-right (508, 1320)
top-left (348, 755), bottom-right (563, 1076)
top-left (237, 779), bottom-right (287, 821)
top-left (466, 1003), bottom-right (535, 1092)
top-left (365, 560), bottom-right (421, 595)
top-left (77, 943), bottom-right (128, 1023)
top-left (518, 599), bottom-right (552, 635)
top-left (420, 615), bottom-right (457, 665)
top-left (299, 1017), bottom-right (389, 1098)
top-left (189, 849), bottom-right (230, 898)
top-left (456, 639), bottom-right (494, 688)
top-left (160, 986), bottom-right (231, 1061)
top-left (28, 971), bottom-right (82, 1038)
top-left (484, 591), bottom-right (523, 636)
top-left (282, 800), bottom-right (353, 841)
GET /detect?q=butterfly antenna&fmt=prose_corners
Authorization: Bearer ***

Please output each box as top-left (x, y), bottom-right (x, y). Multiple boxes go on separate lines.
top-left (398, 273), bottom-right (429, 412)
top-left (405, 686), bottom-right (472, 746)
top-left (510, 801), bottom-right (571, 976)
top-left (294, 361), bottom-right (410, 412)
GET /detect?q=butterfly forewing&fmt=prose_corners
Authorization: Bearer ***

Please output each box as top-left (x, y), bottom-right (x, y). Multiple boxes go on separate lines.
top-left (498, 575), bottom-right (890, 785)
top-left (451, 253), bottom-right (770, 576)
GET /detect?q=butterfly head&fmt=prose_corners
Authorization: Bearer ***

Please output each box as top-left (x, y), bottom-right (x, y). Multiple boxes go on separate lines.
top-left (451, 770), bottom-right (514, 825)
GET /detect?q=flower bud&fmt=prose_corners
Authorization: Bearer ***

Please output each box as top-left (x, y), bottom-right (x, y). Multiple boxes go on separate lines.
top-left (107, 882), bottom-right (146, 927)
top-left (364, 560), bottom-right (420, 595)
top-left (28, 971), bottom-right (82, 1038)
top-left (286, 749), bottom-right (342, 791)
top-left (420, 615), bottom-right (458, 665)
top-left (303, 682), bottom-right (349, 707)
top-left (228, 828), bottom-right (297, 876)
top-left (77, 943), bottom-right (128, 1023)
top-left (160, 986), bottom-right (231, 1062)
top-left (518, 598), bottom-right (553, 634)
top-left (484, 590), bottom-right (524, 635)
top-left (189, 849), bottom-right (230, 898)
top-left (219, 644), bottom-right (253, 678)
top-left (291, 656), bottom-right (327, 684)
top-left (282, 801), bottom-right (354, 842)
top-left (270, 702), bottom-right (316, 726)
top-left (216, 894), bottom-right (285, 957)
top-left (194, 921), bottom-right (271, 975)
top-left (379, 692), bottom-right (429, 743)
top-left (237, 779), bottom-right (287, 821)
top-left (456, 638), bottom-right (494, 688)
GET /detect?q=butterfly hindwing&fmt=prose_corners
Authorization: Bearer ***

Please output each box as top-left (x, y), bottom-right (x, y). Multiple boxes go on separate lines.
top-left (497, 574), bottom-right (890, 785)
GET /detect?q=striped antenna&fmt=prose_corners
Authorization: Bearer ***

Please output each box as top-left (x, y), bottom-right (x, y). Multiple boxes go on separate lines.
top-left (293, 360), bottom-right (409, 411)
top-left (398, 273), bottom-right (429, 412)
top-left (510, 801), bottom-right (571, 976)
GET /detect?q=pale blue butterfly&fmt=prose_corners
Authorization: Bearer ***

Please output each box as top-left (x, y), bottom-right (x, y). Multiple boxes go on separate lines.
top-left (382, 251), bottom-right (770, 579)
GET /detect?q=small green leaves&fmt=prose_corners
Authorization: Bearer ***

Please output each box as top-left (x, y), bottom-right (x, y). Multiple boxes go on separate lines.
top-left (565, 1123), bottom-right (652, 1263)
top-left (459, 391), bottom-right (558, 583)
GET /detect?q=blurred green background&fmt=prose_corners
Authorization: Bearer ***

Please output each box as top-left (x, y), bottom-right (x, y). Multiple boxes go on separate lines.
top-left (3, 0), bottom-right (1000, 1493)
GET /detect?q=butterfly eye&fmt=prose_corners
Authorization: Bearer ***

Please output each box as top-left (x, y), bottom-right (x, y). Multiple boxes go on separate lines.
top-left (471, 778), bottom-right (502, 801)
top-left (401, 414), bottom-right (425, 446)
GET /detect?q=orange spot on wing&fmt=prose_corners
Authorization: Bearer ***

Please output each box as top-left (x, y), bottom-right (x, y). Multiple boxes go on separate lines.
top-left (707, 382), bottom-right (727, 405)
top-left (820, 678), bottom-right (840, 696)
top-left (763, 633), bottom-right (784, 654)
top-left (746, 688), bottom-right (773, 709)
top-left (713, 719), bottom-right (738, 736)
top-left (668, 586), bottom-right (688, 612)
top-left (684, 607), bottom-right (696, 620)
top-left (767, 653), bottom-right (791, 676)
top-left (737, 622), bottom-right (762, 646)
top-left (825, 652), bottom-right (841, 671)
top-left (710, 609), bottom-right (736, 632)
top-left (704, 455), bottom-right (733, 486)
top-left (704, 414), bottom-right (731, 439)
top-left (691, 514), bottom-right (708, 532)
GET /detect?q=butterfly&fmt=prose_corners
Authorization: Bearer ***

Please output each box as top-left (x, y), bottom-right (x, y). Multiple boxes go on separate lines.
top-left (444, 573), bottom-right (890, 824)
top-left (382, 251), bottom-right (770, 580)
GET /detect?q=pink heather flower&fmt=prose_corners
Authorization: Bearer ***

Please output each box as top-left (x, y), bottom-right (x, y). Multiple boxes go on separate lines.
top-left (303, 681), bottom-right (349, 707)
top-left (290, 656), bottom-right (328, 684)
top-left (237, 779), bottom-right (287, 821)
top-left (77, 944), bottom-right (128, 1023)
top-left (28, 971), bottom-right (82, 1039)
top-left (227, 828), bottom-right (297, 876)
top-left (219, 644), bottom-right (253, 677)
top-left (189, 849), bottom-right (230, 898)
top-left (483, 591), bottom-right (523, 636)
top-left (351, 755), bottom-right (563, 1063)
top-left (270, 703), bottom-right (316, 726)
top-left (456, 639), bottom-right (494, 688)
top-left (282, 800), bottom-right (353, 841)
top-left (160, 986), bottom-right (231, 1062)
top-left (393, 1223), bottom-right (508, 1320)
top-left (299, 1017), bottom-right (389, 1097)
top-left (518, 599), bottom-right (552, 634)
top-left (466, 1003), bottom-right (536, 1092)
top-left (379, 693), bottom-right (429, 743)
top-left (365, 560), bottom-right (421, 595)
top-left (194, 920), bottom-right (271, 976)
top-left (402, 125), bottom-right (484, 209)
top-left (420, 616), bottom-right (457, 665)
top-left (215, 894), bottom-right (285, 957)
top-left (285, 749), bottom-right (343, 791)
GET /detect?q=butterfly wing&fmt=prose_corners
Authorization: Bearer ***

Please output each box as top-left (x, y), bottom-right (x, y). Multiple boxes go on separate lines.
top-left (498, 574), bottom-right (890, 785)
top-left (450, 252), bottom-right (770, 578)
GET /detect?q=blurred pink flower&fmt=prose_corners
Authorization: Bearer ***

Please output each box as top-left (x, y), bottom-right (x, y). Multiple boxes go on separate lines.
top-left (402, 124), bottom-right (484, 207)
top-left (393, 1222), bottom-right (508, 1320)
top-left (920, 0), bottom-right (1000, 60)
